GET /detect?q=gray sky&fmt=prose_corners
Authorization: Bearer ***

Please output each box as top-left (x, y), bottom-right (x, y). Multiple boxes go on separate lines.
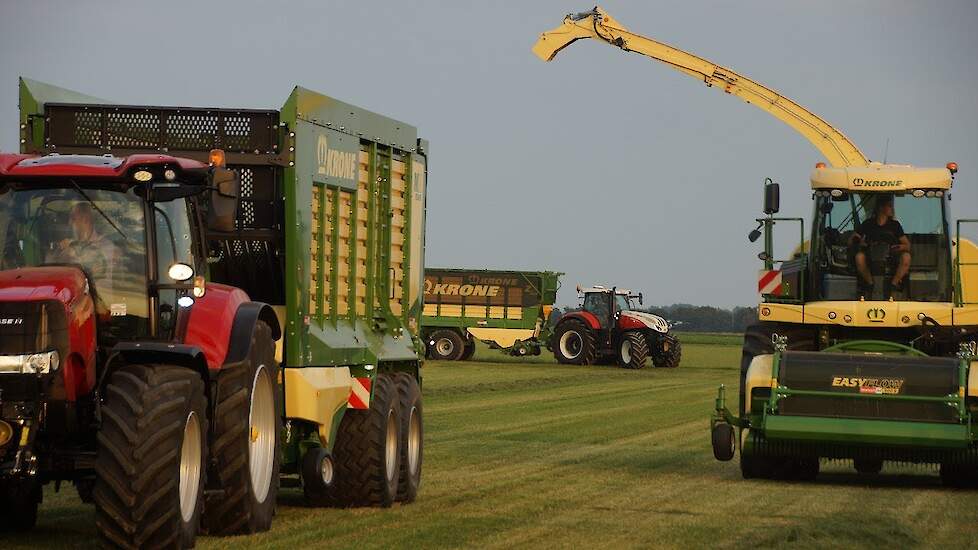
top-left (2, 0), bottom-right (976, 308)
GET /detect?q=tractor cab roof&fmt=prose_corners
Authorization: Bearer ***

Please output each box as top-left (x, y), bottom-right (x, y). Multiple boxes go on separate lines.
top-left (0, 152), bottom-right (209, 183)
top-left (576, 285), bottom-right (632, 296)
top-left (810, 162), bottom-right (954, 193)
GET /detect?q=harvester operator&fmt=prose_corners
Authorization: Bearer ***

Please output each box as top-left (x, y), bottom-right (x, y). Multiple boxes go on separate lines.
top-left (851, 195), bottom-right (911, 295)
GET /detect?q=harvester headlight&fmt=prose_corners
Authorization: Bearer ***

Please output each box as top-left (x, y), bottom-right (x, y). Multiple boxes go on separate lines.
top-left (912, 189), bottom-right (925, 198)
top-left (828, 311), bottom-right (837, 320)
top-left (830, 189), bottom-right (843, 198)
top-left (926, 190), bottom-right (936, 197)
top-left (0, 350), bottom-right (59, 374)
top-left (936, 190), bottom-right (944, 197)
top-left (177, 296), bottom-right (195, 308)
top-left (164, 168), bottom-right (177, 181)
top-left (133, 169), bottom-right (153, 182)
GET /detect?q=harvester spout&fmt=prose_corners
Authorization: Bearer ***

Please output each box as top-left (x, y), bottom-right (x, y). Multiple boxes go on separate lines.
top-left (532, 6), bottom-right (627, 62)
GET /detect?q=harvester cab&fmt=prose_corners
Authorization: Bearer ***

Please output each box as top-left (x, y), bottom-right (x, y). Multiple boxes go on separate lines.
top-left (550, 285), bottom-right (680, 369)
top-left (535, 7), bottom-right (978, 484)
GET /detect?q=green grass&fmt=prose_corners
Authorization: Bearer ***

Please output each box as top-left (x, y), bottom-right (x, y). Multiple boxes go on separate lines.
top-left (5, 335), bottom-right (978, 549)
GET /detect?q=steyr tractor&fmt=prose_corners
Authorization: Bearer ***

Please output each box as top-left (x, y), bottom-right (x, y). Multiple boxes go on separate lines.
top-left (535, 8), bottom-right (978, 484)
top-left (550, 285), bottom-right (681, 369)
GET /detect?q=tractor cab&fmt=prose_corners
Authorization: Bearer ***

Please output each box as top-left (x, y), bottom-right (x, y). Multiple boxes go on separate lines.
top-left (579, 285), bottom-right (641, 329)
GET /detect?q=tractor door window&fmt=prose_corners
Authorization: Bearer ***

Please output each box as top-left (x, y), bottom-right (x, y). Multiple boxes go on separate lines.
top-left (583, 293), bottom-right (610, 328)
top-left (615, 294), bottom-right (631, 312)
top-left (154, 199), bottom-right (196, 336)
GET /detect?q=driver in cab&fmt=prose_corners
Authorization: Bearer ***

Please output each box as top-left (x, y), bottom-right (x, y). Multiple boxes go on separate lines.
top-left (851, 195), bottom-right (911, 295)
top-left (48, 202), bottom-right (114, 286)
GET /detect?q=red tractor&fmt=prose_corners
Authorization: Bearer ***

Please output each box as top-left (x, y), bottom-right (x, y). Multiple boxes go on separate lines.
top-left (549, 285), bottom-right (681, 369)
top-left (0, 152), bottom-right (281, 546)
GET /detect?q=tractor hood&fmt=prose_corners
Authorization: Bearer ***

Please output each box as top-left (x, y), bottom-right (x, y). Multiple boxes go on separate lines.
top-left (0, 266), bottom-right (89, 305)
top-left (620, 311), bottom-right (670, 333)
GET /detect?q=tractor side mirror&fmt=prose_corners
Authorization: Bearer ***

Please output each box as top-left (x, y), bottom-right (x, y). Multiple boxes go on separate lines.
top-left (748, 228), bottom-right (762, 243)
top-left (820, 201), bottom-right (834, 214)
top-left (763, 181), bottom-right (780, 215)
top-left (638, 292), bottom-right (643, 305)
top-left (207, 167), bottom-right (239, 232)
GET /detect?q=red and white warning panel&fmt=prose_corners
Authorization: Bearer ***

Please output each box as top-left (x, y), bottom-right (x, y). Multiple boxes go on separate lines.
top-left (347, 377), bottom-right (372, 409)
top-left (758, 270), bottom-right (783, 295)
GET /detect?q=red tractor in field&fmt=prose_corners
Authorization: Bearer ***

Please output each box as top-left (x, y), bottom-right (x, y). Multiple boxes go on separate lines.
top-left (549, 285), bottom-right (681, 369)
top-left (0, 151), bottom-right (281, 546)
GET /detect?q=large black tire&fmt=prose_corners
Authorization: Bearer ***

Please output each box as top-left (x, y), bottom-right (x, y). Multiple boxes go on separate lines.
top-left (394, 373), bottom-right (423, 503)
top-left (0, 479), bottom-right (40, 532)
top-left (552, 320), bottom-right (596, 365)
top-left (427, 330), bottom-right (465, 361)
top-left (458, 339), bottom-right (476, 361)
top-left (94, 365), bottom-right (208, 549)
top-left (203, 321), bottom-right (281, 535)
top-left (320, 373), bottom-right (401, 507)
top-left (617, 331), bottom-right (650, 369)
top-left (652, 336), bottom-right (681, 368)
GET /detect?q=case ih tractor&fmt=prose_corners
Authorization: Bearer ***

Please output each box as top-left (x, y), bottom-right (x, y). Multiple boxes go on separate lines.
top-left (0, 79), bottom-right (428, 546)
top-left (550, 286), bottom-right (681, 369)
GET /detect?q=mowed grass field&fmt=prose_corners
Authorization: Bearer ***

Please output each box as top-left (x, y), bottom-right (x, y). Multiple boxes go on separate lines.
top-left (6, 333), bottom-right (978, 549)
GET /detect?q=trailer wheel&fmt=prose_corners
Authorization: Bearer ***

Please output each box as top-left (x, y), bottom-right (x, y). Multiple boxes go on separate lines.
top-left (652, 337), bottom-right (682, 368)
top-left (94, 365), bottom-right (208, 549)
top-left (394, 373), bottom-right (423, 503)
top-left (711, 423), bottom-right (735, 461)
top-left (428, 330), bottom-right (464, 361)
top-left (553, 320), bottom-right (596, 365)
top-left (301, 447), bottom-right (336, 505)
top-left (0, 479), bottom-right (40, 532)
top-left (203, 321), bottom-right (281, 535)
top-left (459, 340), bottom-right (476, 361)
top-left (618, 331), bottom-right (650, 369)
top-left (325, 373), bottom-right (402, 507)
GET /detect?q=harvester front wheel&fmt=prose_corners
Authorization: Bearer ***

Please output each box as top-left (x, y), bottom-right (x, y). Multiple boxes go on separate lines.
top-left (652, 337), bottom-right (682, 368)
top-left (94, 365), bottom-right (208, 549)
top-left (618, 331), bottom-right (650, 369)
top-left (327, 373), bottom-right (402, 507)
top-left (394, 373), bottom-right (423, 503)
top-left (203, 321), bottom-right (281, 535)
top-left (428, 330), bottom-right (464, 361)
top-left (711, 424), bottom-right (735, 461)
top-left (302, 447), bottom-right (337, 505)
top-left (553, 320), bottom-right (596, 365)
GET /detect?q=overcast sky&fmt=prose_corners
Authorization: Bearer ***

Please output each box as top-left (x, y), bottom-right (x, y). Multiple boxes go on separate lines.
top-left (2, 0), bottom-right (976, 308)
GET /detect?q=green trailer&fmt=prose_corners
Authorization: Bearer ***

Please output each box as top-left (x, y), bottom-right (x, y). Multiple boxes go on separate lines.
top-left (18, 78), bottom-right (428, 514)
top-left (421, 268), bottom-right (562, 360)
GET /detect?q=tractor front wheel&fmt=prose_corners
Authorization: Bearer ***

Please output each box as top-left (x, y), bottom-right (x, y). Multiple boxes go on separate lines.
top-left (711, 423), bottom-right (735, 461)
top-left (552, 320), bottom-right (596, 365)
top-left (94, 365), bottom-right (208, 549)
top-left (618, 332), bottom-right (650, 369)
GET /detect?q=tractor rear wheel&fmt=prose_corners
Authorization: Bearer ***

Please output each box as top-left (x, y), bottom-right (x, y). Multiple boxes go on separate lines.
top-left (94, 365), bottom-right (208, 549)
top-left (394, 373), bottom-right (423, 503)
top-left (552, 320), bottom-right (596, 365)
top-left (428, 330), bottom-right (464, 361)
top-left (618, 332), bottom-right (650, 369)
top-left (0, 479), bottom-right (40, 532)
top-left (203, 321), bottom-right (281, 535)
top-left (652, 337), bottom-right (682, 368)
top-left (320, 373), bottom-right (402, 507)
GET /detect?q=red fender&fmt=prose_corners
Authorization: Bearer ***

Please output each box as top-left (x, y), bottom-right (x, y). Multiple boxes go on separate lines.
top-left (184, 283), bottom-right (250, 370)
top-left (559, 310), bottom-right (601, 330)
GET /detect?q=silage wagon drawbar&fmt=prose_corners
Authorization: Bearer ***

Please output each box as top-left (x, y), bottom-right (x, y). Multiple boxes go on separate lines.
top-left (535, 7), bottom-right (978, 483)
top-left (0, 78), bottom-right (427, 545)
top-left (421, 268), bottom-right (561, 360)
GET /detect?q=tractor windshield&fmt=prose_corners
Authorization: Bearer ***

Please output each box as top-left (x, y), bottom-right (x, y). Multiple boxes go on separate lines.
top-left (615, 294), bottom-right (632, 312)
top-left (812, 191), bottom-right (951, 301)
top-left (0, 184), bottom-right (150, 339)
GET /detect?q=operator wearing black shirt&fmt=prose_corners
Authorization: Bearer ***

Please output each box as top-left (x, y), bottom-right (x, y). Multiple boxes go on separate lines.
top-left (851, 195), bottom-right (911, 294)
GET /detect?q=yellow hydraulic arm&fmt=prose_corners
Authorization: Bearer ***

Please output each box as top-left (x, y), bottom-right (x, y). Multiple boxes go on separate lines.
top-left (533, 7), bottom-right (869, 168)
